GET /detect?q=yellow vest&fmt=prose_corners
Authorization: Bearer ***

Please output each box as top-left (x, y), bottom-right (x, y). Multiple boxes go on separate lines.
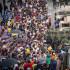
top-left (26, 48), bottom-right (30, 55)
top-left (8, 28), bottom-right (11, 33)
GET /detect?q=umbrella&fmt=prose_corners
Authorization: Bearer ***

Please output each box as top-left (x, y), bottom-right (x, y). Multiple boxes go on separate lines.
top-left (1, 58), bottom-right (10, 69)
top-left (7, 58), bottom-right (18, 65)
top-left (1, 58), bottom-right (18, 68)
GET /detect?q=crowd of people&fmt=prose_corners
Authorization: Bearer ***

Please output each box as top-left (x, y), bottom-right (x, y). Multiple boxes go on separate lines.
top-left (0, 0), bottom-right (69, 70)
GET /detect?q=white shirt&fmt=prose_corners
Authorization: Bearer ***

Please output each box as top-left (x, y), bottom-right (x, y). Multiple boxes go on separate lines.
top-left (7, 20), bottom-right (10, 26)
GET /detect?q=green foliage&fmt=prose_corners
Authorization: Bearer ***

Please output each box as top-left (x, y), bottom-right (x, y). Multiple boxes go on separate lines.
top-left (46, 29), bottom-right (70, 45)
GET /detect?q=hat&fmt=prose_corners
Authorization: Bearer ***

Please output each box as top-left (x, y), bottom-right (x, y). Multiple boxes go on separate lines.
top-left (3, 45), bottom-right (7, 48)
top-left (47, 46), bottom-right (52, 51)
top-left (53, 53), bottom-right (56, 56)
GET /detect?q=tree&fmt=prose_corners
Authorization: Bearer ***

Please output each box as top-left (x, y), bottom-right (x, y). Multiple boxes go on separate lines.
top-left (0, 3), bottom-right (2, 15)
top-left (3, 0), bottom-right (6, 6)
top-left (3, 0), bottom-right (8, 13)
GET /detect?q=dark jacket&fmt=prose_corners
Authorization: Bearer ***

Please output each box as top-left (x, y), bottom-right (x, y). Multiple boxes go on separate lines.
top-left (50, 60), bottom-right (57, 70)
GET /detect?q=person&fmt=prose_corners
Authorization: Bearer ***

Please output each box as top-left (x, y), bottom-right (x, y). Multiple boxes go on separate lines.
top-left (23, 60), bottom-right (32, 70)
top-left (50, 59), bottom-right (57, 70)
top-left (54, 19), bottom-right (60, 28)
top-left (50, 53), bottom-right (57, 70)
top-left (56, 57), bottom-right (61, 70)
top-left (46, 53), bottom-right (51, 70)
top-left (13, 64), bottom-right (19, 70)
top-left (25, 47), bottom-right (30, 56)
